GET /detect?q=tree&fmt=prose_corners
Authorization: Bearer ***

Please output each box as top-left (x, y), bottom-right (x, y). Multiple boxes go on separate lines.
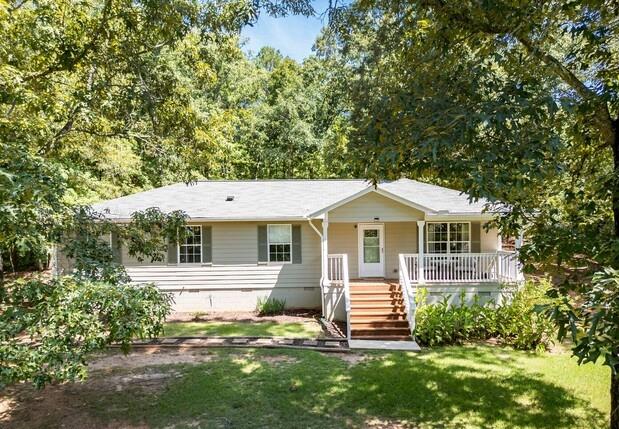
top-left (328, 1), bottom-right (618, 426)
top-left (0, 0), bottom-right (316, 387)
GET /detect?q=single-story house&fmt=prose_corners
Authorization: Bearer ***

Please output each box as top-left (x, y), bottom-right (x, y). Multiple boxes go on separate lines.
top-left (55, 178), bottom-right (522, 340)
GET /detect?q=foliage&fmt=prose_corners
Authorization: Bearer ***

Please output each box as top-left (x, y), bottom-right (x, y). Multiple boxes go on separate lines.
top-left (61, 206), bottom-right (188, 283)
top-left (256, 296), bottom-right (286, 316)
top-left (326, 0), bottom-right (619, 274)
top-left (415, 282), bottom-right (556, 351)
top-left (543, 267), bottom-right (619, 371)
top-left (496, 282), bottom-right (556, 351)
top-left (328, 2), bottom-right (619, 424)
top-left (0, 276), bottom-right (172, 389)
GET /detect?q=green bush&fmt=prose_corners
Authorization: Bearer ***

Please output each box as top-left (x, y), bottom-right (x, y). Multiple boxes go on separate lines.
top-left (495, 282), bottom-right (556, 351)
top-left (256, 297), bottom-right (286, 316)
top-left (414, 281), bottom-right (555, 351)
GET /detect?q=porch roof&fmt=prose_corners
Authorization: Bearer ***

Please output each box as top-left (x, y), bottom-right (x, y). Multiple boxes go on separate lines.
top-left (91, 178), bottom-right (492, 220)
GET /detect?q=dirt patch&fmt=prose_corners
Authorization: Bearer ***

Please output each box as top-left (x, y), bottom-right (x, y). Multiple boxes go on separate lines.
top-left (89, 348), bottom-right (214, 371)
top-left (260, 355), bottom-right (299, 365)
top-left (333, 352), bottom-right (369, 366)
top-left (168, 309), bottom-right (319, 324)
top-left (0, 381), bottom-right (150, 429)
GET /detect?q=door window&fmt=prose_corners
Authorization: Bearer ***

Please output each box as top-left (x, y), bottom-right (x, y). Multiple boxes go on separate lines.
top-left (363, 229), bottom-right (380, 263)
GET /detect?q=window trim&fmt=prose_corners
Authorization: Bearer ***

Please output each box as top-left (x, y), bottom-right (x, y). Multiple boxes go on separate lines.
top-left (177, 225), bottom-right (203, 264)
top-left (267, 224), bottom-right (293, 264)
top-left (426, 221), bottom-right (471, 254)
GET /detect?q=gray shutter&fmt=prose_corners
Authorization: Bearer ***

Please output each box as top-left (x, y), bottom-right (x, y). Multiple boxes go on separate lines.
top-left (292, 225), bottom-right (302, 264)
top-left (257, 225), bottom-right (268, 263)
top-left (167, 237), bottom-right (178, 264)
top-left (471, 222), bottom-right (481, 253)
top-left (202, 226), bottom-right (212, 263)
top-left (110, 232), bottom-right (122, 264)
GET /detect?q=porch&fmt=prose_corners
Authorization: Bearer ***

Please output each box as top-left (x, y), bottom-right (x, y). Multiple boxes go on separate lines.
top-left (323, 251), bottom-right (522, 342)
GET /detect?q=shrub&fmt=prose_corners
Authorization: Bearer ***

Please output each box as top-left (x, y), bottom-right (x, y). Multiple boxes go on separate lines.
top-left (414, 281), bottom-right (556, 351)
top-left (495, 281), bottom-right (556, 351)
top-left (256, 297), bottom-right (286, 316)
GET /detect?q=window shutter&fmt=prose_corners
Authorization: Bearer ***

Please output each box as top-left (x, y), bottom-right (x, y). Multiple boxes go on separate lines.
top-left (110, 232), bottom-right (122, 264)
top-left (257, 225), bottom-right (268, 263)
top-left (292, 225), bottom-right (302, 264)
top-left (202, 226), bottom-right (212, 263)
top-left (167, 237), bottom-right (178, 264)
top-left (471, 222), bottom-right (481, 253)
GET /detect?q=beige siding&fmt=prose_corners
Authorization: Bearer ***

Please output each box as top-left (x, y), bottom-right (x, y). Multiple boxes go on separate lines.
top-left (480, 226), bottom-right (500, 252)
top-left (328, 222), bottom-right (418, 279)
top-left (329, 191), bottom-right (424, 222)
top-left (384, 222), bottom-right (418, 278)
top-left (118, 221), bottom-right (322, 310)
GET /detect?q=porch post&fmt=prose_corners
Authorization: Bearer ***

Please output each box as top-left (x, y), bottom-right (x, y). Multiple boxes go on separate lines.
top-left (515, 229), bottom-right (525, 281)
top-left (417, 220), bottom-right (425, 284)
top-left (321, 213), bottom-right (330, 287)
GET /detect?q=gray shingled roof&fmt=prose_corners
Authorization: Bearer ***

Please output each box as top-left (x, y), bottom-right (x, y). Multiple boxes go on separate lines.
top-left (92, 178), bottom-right (489, 220)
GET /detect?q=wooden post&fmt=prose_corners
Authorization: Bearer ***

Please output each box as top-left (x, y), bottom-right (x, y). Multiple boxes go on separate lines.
top-left (321, 213), bottom-right (330, 287)
top-left (417, 220), bottom-right (425, 284)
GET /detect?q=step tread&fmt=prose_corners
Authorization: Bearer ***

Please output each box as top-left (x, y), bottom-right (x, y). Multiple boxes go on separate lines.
top-left (351, 335), bottom-right (412, 340)
top-left (351, 303), bottom-right (406, 309)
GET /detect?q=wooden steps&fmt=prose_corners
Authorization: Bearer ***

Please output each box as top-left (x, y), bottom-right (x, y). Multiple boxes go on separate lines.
top-left (349, 279), bottom-right (412, 341)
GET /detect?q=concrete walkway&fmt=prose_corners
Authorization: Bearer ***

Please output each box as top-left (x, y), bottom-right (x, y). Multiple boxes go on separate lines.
top-left (348, 339), bottom-right (421, 351)
top-left (126, 336), bottom-right (349, 352)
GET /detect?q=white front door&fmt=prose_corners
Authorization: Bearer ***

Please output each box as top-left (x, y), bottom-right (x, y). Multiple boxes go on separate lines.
top-left (358, 224), bottom-right (385, 278)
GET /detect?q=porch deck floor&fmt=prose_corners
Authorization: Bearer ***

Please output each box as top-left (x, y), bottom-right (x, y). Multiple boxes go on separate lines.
top-left (348, 339), bottom-right (421, 352)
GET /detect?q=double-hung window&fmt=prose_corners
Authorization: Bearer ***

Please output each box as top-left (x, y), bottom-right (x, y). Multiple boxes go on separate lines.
top-left (427, 222), bottom-right (470, 253)
top-left (179, 226), bottom-right (202, 263)
top-left (268, 224), bottom-right (292, 263)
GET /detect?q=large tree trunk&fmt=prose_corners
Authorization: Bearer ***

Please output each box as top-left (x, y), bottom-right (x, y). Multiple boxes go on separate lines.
top-left (612, 119), bottom-right (619, 429)
top-left (612, 367), bottom-right (619, 429)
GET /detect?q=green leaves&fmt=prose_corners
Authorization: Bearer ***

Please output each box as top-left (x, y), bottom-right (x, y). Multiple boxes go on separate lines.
top-left (0, 277), bottom-right (172, 388)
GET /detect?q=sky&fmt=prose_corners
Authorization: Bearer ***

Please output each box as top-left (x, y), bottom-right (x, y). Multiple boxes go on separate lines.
top-left (240, 0), bottom-right (332, 62)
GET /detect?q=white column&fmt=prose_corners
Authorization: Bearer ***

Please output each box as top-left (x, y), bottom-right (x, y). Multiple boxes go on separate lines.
top-left (417, 220), bottom-right (425, 284)
top-left (321, 213), bottom-right (330, 287)
top-left (515, 229), bottom-right (525, 281)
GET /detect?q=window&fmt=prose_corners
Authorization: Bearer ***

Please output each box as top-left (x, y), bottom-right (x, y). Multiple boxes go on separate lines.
top-left (179, 226), bottom-right (202, 263)
top-left (427, 222), bottom-right (470, 253)
top-left (268, 224), bottom-right (292, 262)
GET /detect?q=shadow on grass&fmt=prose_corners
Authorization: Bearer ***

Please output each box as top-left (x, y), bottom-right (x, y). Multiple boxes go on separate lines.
top-left (2, 346), bottom-right (607, 429)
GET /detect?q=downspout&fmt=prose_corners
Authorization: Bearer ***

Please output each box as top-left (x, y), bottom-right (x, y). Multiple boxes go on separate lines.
top-left (306, 217), bottom-right (325, 318)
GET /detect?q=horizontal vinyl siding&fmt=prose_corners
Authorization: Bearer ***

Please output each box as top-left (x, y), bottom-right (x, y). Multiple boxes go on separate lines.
top-left (328, 223), bottom-right (359, 278)
top-left (327, 222), bottom-right (418, 279)
top-left (329, 191), bottom-right (424, 222)
top-left (384, 222), bottom-right (417, 278)
top-left (123, 221), bottom-right (321, 296)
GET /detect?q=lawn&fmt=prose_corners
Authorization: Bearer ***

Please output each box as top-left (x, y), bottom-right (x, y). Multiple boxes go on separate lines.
top-left (2, 345), bottom-right (609, 428)
top-left (163, 320), bottom-right (324, 338)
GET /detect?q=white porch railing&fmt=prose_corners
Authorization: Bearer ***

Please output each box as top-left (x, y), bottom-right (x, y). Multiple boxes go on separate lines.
top-left (327, 253), bottom-right (351, 340)
top-left (401, 252), bottom-right (520, 284)
top-left (398, 254), bottom-right (416, 338)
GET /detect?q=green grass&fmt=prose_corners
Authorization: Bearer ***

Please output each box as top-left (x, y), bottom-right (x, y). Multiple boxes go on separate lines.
top-left (87, 345), bottom-right (609, 428)
top-left (163, 320), bottom-right (324, 338)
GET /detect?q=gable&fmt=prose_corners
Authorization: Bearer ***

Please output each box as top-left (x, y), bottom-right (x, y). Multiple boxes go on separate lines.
top-left (328, 191), bottom-right (425, 222)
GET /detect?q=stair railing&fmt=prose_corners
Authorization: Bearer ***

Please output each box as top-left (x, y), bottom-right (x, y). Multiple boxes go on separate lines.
top-left (327, 253), bottom-right (351, 341)
top-left (399, 253), bottom-right (416, 338)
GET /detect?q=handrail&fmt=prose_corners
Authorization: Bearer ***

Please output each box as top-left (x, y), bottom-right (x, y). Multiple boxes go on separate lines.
top-left (400, 252), bottom-right (520, 283)
top-left (399, 253), bottom-right (416, 338)
top-left (342, 254), bottom-right (351, 341)
top-left (327, 253), bottom-right (351, 340)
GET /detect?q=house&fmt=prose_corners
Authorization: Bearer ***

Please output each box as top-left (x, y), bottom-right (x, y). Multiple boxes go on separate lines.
top-left (55, 179), bottom-right (522, 341)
